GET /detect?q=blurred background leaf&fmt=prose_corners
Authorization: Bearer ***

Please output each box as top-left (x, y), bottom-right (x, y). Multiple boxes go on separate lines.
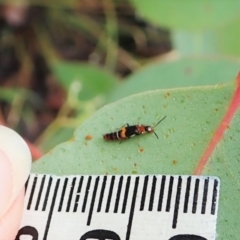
top-left (0, 0), bottom-right (239, 158)
top-left (130, 0), bottom-right (240, 55)
top-left (107, 58), bottom-right (240, 103)
top-left (52, 61), bottom-right (118, 101)
top-left (130, 0), bottom-right (240, 30)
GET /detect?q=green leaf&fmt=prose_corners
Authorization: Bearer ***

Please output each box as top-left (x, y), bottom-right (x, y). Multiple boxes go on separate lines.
top-left (171, 16), bottom-right (240, 56)
top-left (51, 61), bottom-right (118, 101)
top-left (205, 111), bottom-right (240, 238)
top-left (215, 16), bottom-right (240, 56)
top-left (0, 88), bottom-right (18, 103)
top-left (33, 75), bottom-right (240, 238)
top-left (130, 0), bottom-right (240, 30)
top-left (38, 126), bottom-right (75, 152)
top-left (0, 88), bottom-right (33, 103)
top-left (129, 1), bottom-right (240, 56)
top-left (107, 58), bottom-right (240, 103)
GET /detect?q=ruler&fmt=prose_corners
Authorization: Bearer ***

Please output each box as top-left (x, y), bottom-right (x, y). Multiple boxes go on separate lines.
top-left (16, 174), bottom-right (220, 240)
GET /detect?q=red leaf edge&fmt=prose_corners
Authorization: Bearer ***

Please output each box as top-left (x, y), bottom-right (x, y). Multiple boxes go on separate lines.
top-left (194, 72), bottom-right (240, 175)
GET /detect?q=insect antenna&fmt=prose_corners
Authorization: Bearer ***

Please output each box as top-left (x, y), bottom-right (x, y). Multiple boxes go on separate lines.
top-left (153, 132), bottom-right (159, 139)
top-left (152, 116), bottom-right (167, 128)
top-left (151, 116), bottom-right (166, 139)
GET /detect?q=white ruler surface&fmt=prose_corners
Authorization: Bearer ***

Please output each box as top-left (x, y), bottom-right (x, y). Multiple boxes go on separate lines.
top-left (16, 174), bottom-right (220, 240)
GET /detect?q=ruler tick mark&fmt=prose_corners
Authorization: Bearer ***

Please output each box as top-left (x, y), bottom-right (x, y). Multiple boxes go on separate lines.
top-left (201, 178), bottom-right (209, 214)
top-left (66, 177), bottom-right (76, 212)
top-left (97, 176), bottom-right (107, 212)
top-left (183, 176), bottom-right (191, 213)
top-left (42, 177), bottom-right (53, 211)
top-left (166, 176), bottom-right (174, 212)
top-left (172, 176), bottom-right (182, 228)
top-left (122, 176), bottom-right (131, 214)
top-left (149, 176), bottom-right (157, 211)
top-left (106, 176), bottom-right (115, 212)
top-left (43, 179), bottom-right (60, 240)
top-left (82, 176), bottom-right (92, 212)
top-left (35, 175), bottom-right (46, 210)
top-left (73, 176), bottom-right (84, 212)
top-left (211, 179), bottom-right (218, 215)
top-left (192, 178), bottom-right (200, 214)
top-left (157, 175), bottom-right (166, 211)
top-left (58, 178), bottom-right (68, 212)
top-left (87, 177), bottom-right (99, 225)
top-left (125, 177), bottom-right (139, 240)
top-left (140, 175), bottom-right (149, 211)
top-left (25, 175), bottom-right (30, 194)
top-left (27, 176), bottom-right (37, 210)
top-left (114, 176), bottom-right (123, 213)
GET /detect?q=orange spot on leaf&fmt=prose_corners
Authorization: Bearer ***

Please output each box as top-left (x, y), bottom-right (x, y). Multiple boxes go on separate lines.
top-left (138, 147), bottom-right (144, 153)
top-left (85, 135), bottom-right (93, 140)
top-left (172, 160), bottom-right (177, 165)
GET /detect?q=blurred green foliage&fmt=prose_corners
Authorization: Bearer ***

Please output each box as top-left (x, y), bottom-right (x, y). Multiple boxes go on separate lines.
top-left (52, 61), bottom-right (118, 101)
top-left (130, 0), bottom-right (240, 30)
top-left (107, 58), bottom-right (240, 103)
top-left (0, 0), bottom-right (239, 153)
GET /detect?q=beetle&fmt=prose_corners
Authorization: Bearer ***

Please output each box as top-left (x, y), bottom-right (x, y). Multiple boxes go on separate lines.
top-left (103, 116), bottom-right (166, 141)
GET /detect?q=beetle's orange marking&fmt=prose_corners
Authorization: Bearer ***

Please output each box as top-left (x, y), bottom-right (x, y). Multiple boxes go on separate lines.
top-left (120, 127), bottom-right (127, 138)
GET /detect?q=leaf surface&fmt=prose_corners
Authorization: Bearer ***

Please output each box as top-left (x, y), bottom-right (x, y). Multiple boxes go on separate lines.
top-left (130, 0), bottom-right (240, 30)
top-left (33, 73), bottom-right (240, 239)
top-left (52, 61), bottom-right (118, 101)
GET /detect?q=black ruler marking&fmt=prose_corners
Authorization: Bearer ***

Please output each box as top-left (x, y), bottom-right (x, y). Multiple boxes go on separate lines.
top-left (125, 177), bottom-right (139, 240)
top-left (82, 176), bottom-right (92, 212)
top-left (21, 175), bottom-right (220, 237)
top-left (66, 177), bottom-right (76, 212)
top-left (114, 176), bottom-right (123, 213)
top-left (140, 175), bottom-right (149, 211)
top-left (43, 179), bottom-right (60, 240)
top-left (58, 178), bottom-right (68, 212)
top-left (172, 176), bottom-right (182, 229)
top-left (183, 176), bottom-right (191, 213)
top-left (122, 176), bottom-right (131, 214)
top-left (106, 176), bottom-right (115, 212)
top-left (35, 175), bottom-right (46, 210)
top-left (27, 176), bottom-right (37, 210)
top-left (73, 176), bottom-right (84, 212)
top-left (192, 178), bottom-right (200, 213)
top-left (166, 176), bottom-right (174, 212)
top-left (42, 177), bottom-right (53, 211)
top-left (97, 176), bottom-right (107, 212)
top-left (25, 175), bottom-right (30, 194)
top-left (211, 179), bottom-right (218, 215)
top-left (148, 176), bottom-right (157, 211)
top-left (201, 178), bottom-right (209, 214)
top-left (87, 177), bottom-right (100, 225)
top-left (157, 175), bottom-right (166, 211)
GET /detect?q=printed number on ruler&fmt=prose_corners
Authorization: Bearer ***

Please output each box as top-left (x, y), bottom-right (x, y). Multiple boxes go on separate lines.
top-left (16, 174), bottom-right (220, 240)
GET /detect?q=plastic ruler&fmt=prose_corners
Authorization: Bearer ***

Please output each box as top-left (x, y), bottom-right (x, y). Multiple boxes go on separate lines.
top-left (16, 174), bottom-right (220, 240)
